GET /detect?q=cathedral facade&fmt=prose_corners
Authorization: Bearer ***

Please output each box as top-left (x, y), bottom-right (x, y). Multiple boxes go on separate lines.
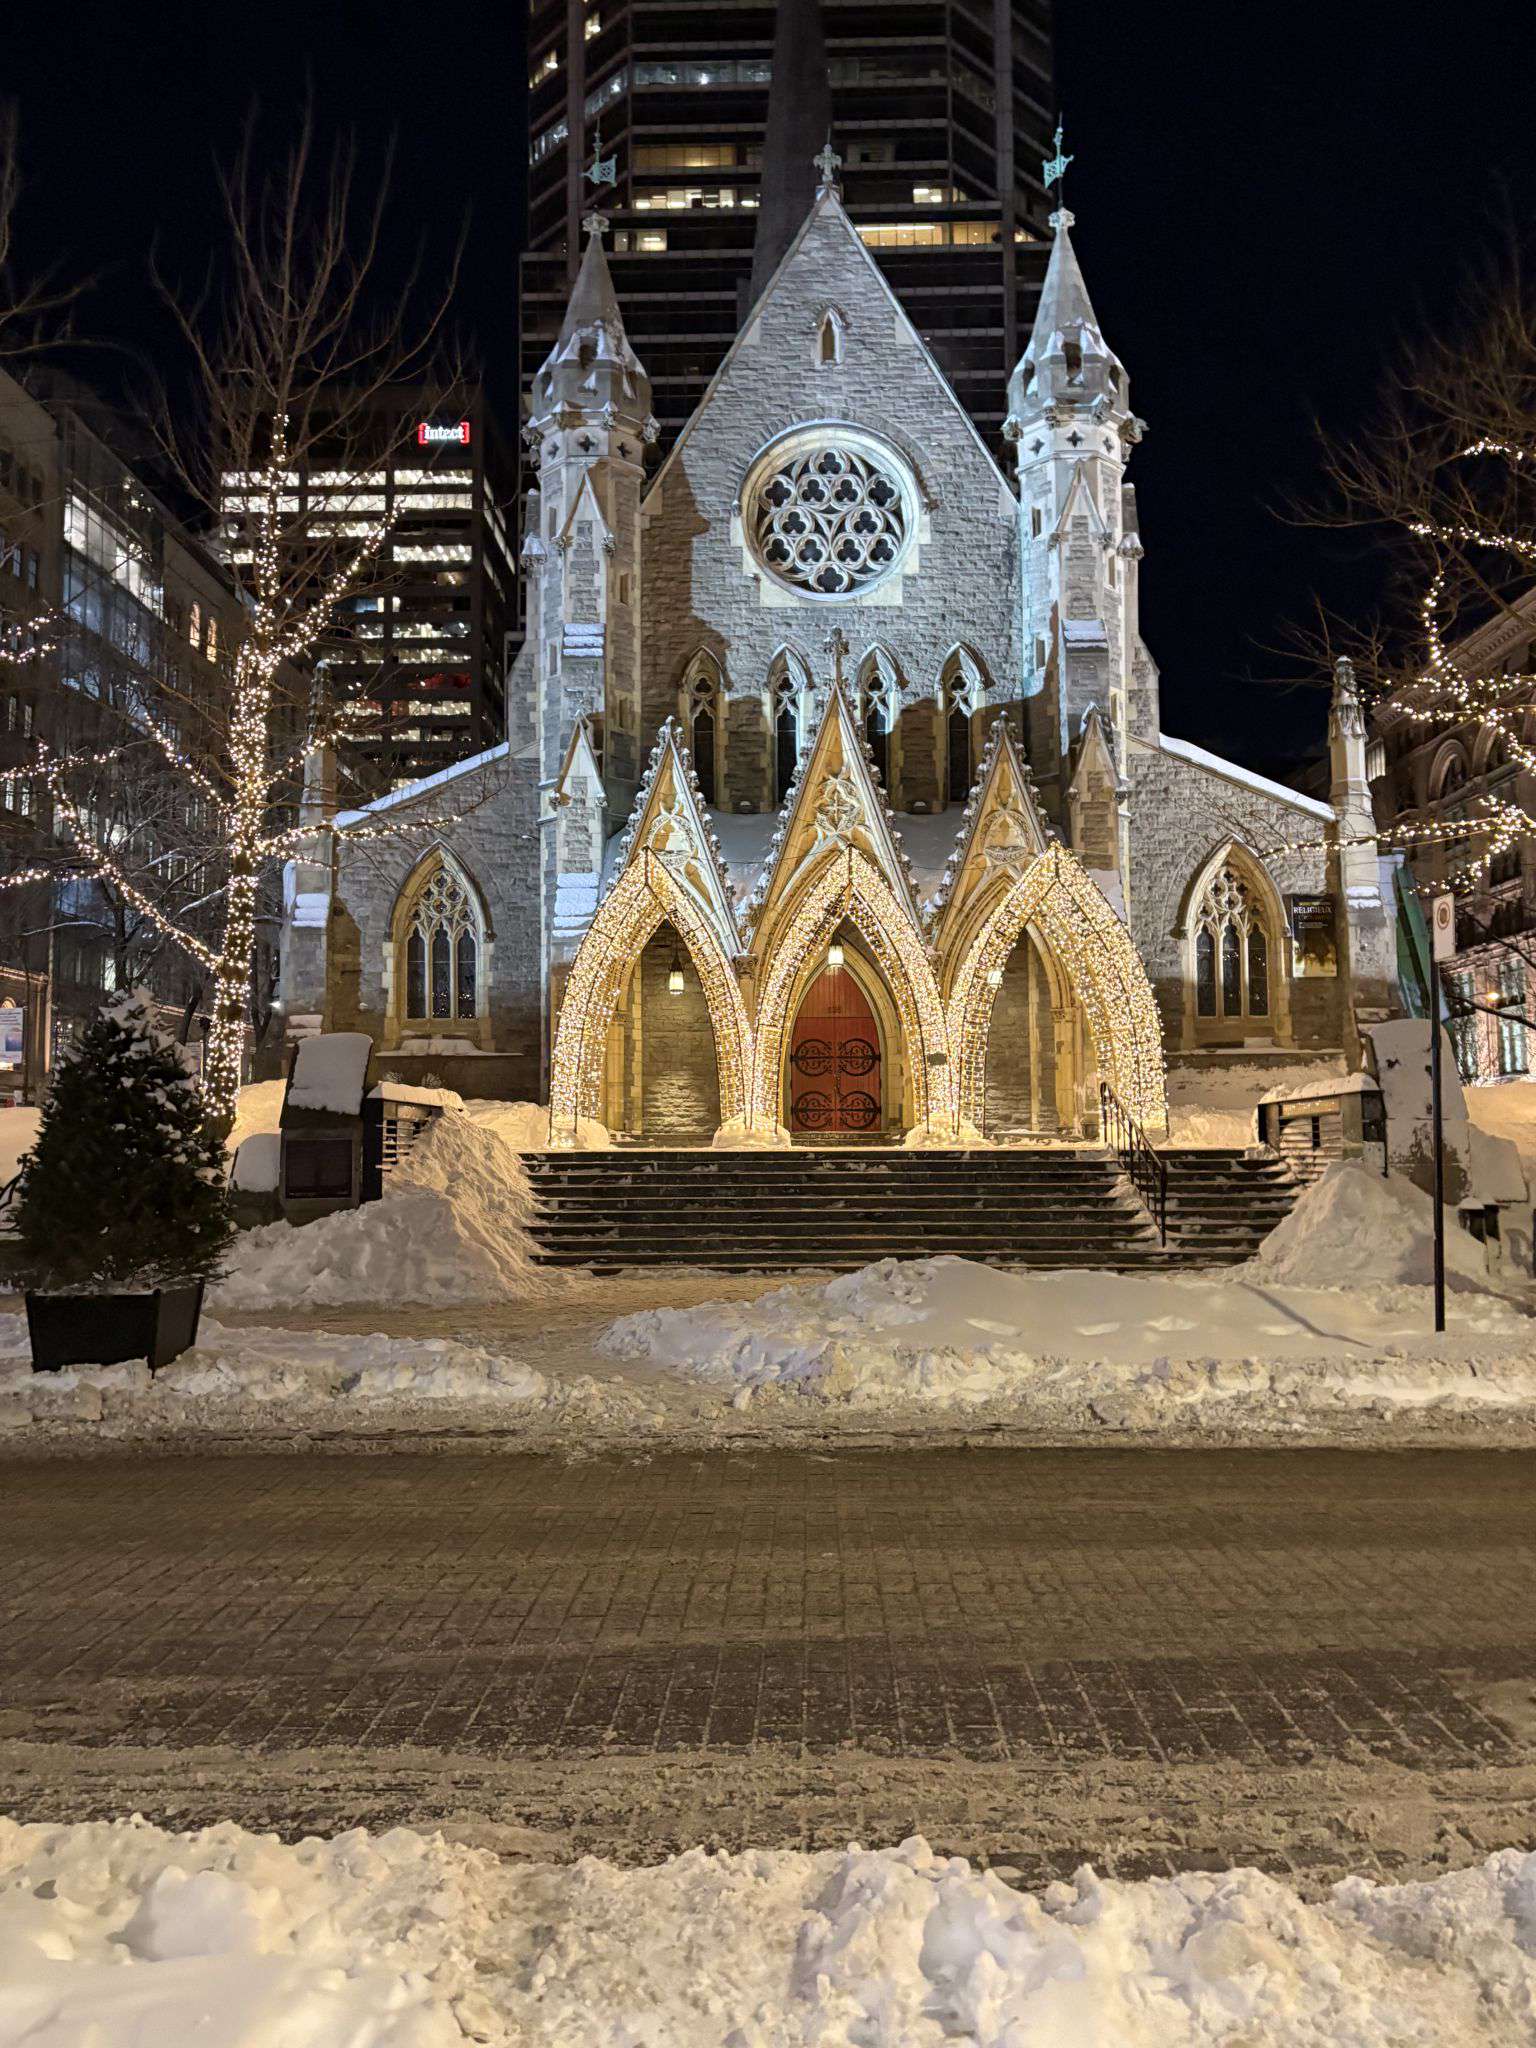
top-left (280, 168), bottom-right (1398, 1145)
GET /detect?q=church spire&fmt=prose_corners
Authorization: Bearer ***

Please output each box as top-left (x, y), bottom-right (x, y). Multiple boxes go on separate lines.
top-left (747, 0), bottom-right (831, 311)
top-left (530, 212), bottom-right (653, 431)
top-left (1007, 195), bottom-right (1124, 424)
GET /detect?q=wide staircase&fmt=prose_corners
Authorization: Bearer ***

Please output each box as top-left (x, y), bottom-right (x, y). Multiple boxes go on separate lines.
top-left (523, 1147), bottom-right (1304, 1273)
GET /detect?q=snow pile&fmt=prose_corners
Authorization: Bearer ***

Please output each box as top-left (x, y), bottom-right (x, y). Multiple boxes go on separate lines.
top-left (1162, 1057), bottom-right (1346, 1148)
top-left (464, 1098), bottom-right (612, 1152)
top-left (1465, 1076), bottom-right (1536, 1178)
top-left (4, 1819), bottom-right (1536, 2047)
top-left (0, 1814), bottom-right (476, 2047)
top-left (225, 1080), bottom-right (285, 1154)
top-left (214, 1111), bottom-right (552, 1308)
top-left (600, 1246), bottom-right (1531, 1416)
top-left (230, 1132), bottom-right (280, 1193)
top-left (1249, 1161), bottom-right (1492, 1290)
top-left (0, 1319), bottom-right (630, 1438)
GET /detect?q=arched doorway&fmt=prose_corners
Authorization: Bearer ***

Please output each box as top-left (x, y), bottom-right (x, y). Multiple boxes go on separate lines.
top-left (787, 955), bottom-right (884, 1138)
top-left (982, 929), bottom-right (1058, 1138)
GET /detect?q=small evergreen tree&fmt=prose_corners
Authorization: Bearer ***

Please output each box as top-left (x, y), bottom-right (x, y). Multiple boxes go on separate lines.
top-left (14, 992), bottom-right (233, 1292)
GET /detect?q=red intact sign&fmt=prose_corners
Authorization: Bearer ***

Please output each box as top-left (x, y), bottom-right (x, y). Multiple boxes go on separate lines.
top-left (417, 420), bottom-right (471, 446)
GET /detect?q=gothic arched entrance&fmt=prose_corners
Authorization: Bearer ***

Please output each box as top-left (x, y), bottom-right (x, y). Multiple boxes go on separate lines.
top-left (788, 960), bottom-right (883, 1137)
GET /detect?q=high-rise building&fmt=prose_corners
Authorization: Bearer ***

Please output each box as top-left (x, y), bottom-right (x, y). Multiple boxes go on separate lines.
top-left (218, 385), bottom-right (518, 790)
top-left (520, 0), bottom-right (1057, 454)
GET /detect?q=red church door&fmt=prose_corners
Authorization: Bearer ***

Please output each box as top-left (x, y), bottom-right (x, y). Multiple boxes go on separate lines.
top-left (789, 965), bottom-right (882, 1136)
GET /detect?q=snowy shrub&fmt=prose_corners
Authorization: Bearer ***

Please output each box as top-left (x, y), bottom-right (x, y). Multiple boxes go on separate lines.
top-left (13, 992), bottom-right (234, 1292)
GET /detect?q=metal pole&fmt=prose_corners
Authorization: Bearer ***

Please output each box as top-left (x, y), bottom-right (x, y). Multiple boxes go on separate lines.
top-left (1430, 967), bottom-right (1445, 1334)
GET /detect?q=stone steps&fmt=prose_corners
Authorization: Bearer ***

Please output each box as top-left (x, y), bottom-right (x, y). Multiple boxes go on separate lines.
top-left (522, 1146), bottom-right (1305, 1273)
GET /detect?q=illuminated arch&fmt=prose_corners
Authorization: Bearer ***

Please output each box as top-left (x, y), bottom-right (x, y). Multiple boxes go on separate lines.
top-left (548, 848), bottom-right (750, 1143)
top-left (946, 843), bottom-right (1166, 1131)
top-left (751, 846), bottom-right (952, 1136)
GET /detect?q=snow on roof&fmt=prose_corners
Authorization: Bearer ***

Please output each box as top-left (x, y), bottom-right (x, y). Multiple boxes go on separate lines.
top-left (366, 1083), bottom-right (464, 1110)
top-left (602, 803), bottom-right (970, 913)
top-left (1258, 1071), bottom-right (1379, 1105)
top-left (1156, 734), bottom-right (1335, 821)
top-left (333, 742), bottom-right (511, 829)
top-left (286, 1032), bottom-right (373, 1117)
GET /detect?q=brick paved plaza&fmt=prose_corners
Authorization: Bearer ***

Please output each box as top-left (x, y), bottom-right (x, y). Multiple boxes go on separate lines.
top-left (3, 1446), bottom-right (1534, 1879)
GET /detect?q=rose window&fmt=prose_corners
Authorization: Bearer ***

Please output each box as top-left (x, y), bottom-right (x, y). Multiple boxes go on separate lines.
top-left (750, 445), bottom-right (911, 597)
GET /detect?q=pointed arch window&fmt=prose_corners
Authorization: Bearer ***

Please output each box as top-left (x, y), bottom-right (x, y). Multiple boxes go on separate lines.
top-left (685, 661), bottom-right (721, 807)
top-left (772, 663), bottom-right (804, 806)
top-left (401, 861), bottom-right (483, 1022)
top-left (858, 656), bottom-right (899, 791)
top-left (940, 651), bottom-right (986, 805)
top-left (1193, 860), bottom-right (1273, 1024)
top-left (817, 309), bottom-right (845, 368)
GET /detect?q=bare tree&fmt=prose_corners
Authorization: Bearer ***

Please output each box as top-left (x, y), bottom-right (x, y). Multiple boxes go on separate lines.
top-left (3, 112), bottom-right (494, 1129)
top-left (1303, 245), bottom-right (1536, 1064)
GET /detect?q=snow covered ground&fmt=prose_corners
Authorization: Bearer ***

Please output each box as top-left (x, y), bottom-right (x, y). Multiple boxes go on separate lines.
top-left (3, 1162), bottom-right (1533, 1448)
top-left (3, 1815), bottom-right (1536, 2047)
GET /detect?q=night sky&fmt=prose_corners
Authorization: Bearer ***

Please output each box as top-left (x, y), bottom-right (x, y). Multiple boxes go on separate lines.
top-left (9, 0), bottom-right (1536, 770)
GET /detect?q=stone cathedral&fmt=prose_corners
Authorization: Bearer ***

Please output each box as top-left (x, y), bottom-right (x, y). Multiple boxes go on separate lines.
top-left (281, 165), bottom-right (1398, 1146)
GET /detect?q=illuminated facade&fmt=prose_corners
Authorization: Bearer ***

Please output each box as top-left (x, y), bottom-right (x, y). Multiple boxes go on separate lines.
top-left (282, 169), bottom-right (1398, 1136)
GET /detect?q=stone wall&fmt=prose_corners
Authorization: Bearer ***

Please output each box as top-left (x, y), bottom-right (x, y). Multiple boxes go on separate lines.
top-left (640, 199), bottom-right (1022, 812)
top-left (330, 758), bottom-right (544, 1102)
top-left (639, 928), bottom-right (721, 1136)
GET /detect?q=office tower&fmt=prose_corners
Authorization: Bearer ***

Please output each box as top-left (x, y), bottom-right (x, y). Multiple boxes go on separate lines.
top-left (520, 0), bottom-right (1057, 452)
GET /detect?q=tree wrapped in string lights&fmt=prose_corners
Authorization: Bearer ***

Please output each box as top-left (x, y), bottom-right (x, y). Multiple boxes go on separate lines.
top-left (1, 115), bottom-right (488, 1131)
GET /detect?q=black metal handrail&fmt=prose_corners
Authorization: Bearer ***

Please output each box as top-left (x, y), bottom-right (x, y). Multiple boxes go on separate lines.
top-left (1099, 1080), bottom-right (1168, 1244)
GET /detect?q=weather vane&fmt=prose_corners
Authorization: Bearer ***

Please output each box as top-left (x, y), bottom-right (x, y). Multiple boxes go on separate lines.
top-left (586, 117), bottom-right (617, 191)
top-left (1042, 120), bottom-right (1072, 200)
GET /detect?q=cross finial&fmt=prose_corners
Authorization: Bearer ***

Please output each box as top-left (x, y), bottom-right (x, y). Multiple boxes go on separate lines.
top-left (1042, 118), bottom-right (1073, 211)
top-left (582, 209), bottom-right (610, 240)
top-left (814, 136), bottom-right (842, 191)
top-left (825, 624), bottom-right (850, 692)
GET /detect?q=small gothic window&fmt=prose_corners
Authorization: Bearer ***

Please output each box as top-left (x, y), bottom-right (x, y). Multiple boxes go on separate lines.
top-left (1031, 506), bottom-right (1043, 537)
top-left (1194, 859), bottom-right (1276, 1030)
top-left (775, 700), bottom-right (799, 804)
top-left (403, 863), bottom-right (482, 1023)
top-left (1436, 753), bottom-right (1468, 800)
top-left (1062, 338), bottom-right (1083, 380)
top-left (864, 703), bottom-right (890, 788)
top-left (817, 311), bottom-right (844, 367)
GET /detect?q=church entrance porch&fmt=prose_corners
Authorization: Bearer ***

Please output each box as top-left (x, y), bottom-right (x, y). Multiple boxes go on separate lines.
top-left (788, 958), bottom-right (883, 1138)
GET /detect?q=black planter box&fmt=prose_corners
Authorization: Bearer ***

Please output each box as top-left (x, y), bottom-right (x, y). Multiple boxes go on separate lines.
top-left (25, 1281), bottom-right (206, 1374)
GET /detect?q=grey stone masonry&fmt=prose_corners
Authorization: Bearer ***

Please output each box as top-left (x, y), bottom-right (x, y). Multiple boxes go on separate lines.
top-left (640, 191), bottom-right (1021, 800)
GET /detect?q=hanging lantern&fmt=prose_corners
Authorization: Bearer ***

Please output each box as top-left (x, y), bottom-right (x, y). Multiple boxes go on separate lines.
top-left (986, 967), bottom-right (1004, 987)
top-left (668, 946), bottom-right (686, 995)
top-left (827, 941), bottom-right (845, 969)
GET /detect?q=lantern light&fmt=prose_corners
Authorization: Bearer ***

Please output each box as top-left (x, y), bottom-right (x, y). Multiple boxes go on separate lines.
top-left (827, 941), bottom-right (845, 969)
top-left (668, 946), bottom-right (686, 995)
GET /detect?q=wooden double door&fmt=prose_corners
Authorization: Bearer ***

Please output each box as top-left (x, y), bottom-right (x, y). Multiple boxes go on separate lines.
top-left (788, 964), bottom-right (883, 1136)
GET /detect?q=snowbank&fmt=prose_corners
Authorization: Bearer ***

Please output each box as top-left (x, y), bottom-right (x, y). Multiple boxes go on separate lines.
top-left (1248, 1160), bottom-right (1492, 1290)
top-left (214, 1111), bottom-right (551, 1308)
top-left (0, 1319), bottom-right (640, 1439)
top-left (4, 1818), bottom-right (1536, 2048)
top-left (464, 1097), bottom-right (611, 1152)
top-left (599, 1247), bottom-right (1530, 1416)
top-left (1466, 1076), bottom-right (1536, 1178)
top-left (226, 1080), bottom-right (285, 1153)
top-left (1163, 1057), bottom-right (1347, 1148)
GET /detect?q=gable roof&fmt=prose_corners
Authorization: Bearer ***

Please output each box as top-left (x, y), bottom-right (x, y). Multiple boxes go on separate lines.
top-left (743, 680), bottom-right (923, 933)
top-left (646, 183), bottom-right (1015, 508)
top-left (604, 719), bottom-right (741, 950)
top-left (929, 716), bottom-right (1053, 941)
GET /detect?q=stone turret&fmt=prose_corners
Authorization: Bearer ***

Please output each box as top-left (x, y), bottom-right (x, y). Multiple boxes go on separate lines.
top-left (1005, 204), bottom-right (1146, 824)
top-left (1329, 656), bottom-right (1396, 1042)
top-left (524, 214), bottom-right (656, 803)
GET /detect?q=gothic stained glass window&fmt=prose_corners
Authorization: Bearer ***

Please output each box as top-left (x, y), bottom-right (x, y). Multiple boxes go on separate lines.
top-left (1194, 859), bottom-right (1276, 1029)
top-left (402, 863), bottom-right (482, 1023)
top-left (1247, 927), bottom-right (1269, 1016)
top-left (406, 932), bottom-right (427, 1019)
top-left (456, 930), bottom-right (477, 1018)
top-left (864, 704), bottom-right (890, 788)
top-left (686, 663), bottom-right (720, 807)
top-left (1195, 928), bottom-right (1217, 1016)
top-left (1220, 923), bottom-right (1241, 1014)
